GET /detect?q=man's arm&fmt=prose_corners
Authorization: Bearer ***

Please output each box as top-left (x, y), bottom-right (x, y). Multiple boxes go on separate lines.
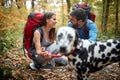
top-left (67, 22), bottom-right (72, 27)
top-left (88, 22), bottom-right (98, 41)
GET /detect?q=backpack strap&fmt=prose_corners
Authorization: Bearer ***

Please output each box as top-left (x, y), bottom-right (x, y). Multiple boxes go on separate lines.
top-left (23, 26), bottom-right (43, 58)
top-left (84, 20), bottom-right (89, 36)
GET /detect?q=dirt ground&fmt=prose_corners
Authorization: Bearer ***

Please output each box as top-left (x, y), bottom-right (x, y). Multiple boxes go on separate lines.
top-left (0, 47), bottom-right (120, 80)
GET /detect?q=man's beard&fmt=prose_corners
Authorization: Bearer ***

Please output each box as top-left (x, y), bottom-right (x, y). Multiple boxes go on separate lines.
top-left (72, 23), bottom-right (79, 29)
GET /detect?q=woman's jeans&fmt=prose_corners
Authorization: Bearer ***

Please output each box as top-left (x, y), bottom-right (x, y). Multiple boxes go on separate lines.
top-left (31, 42), bottom-right (68, 67)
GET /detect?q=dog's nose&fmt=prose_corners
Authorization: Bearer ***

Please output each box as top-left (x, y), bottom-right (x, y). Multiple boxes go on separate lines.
top-left (60, 46), bottom-right (66, 53)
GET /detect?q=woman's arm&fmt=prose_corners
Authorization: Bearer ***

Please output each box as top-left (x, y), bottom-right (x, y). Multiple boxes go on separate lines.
top-left (33, 30), bottom-right (51, 58)
top-left (33, 30), bottom-right (42, 55)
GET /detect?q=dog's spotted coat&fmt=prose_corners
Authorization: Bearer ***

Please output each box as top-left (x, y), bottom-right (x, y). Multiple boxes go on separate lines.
top-left (56, 27), bottom-right (120, 80)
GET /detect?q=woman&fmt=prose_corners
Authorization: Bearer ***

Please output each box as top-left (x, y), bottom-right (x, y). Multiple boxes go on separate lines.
top-left (29, 12), bottom-right (68, 70)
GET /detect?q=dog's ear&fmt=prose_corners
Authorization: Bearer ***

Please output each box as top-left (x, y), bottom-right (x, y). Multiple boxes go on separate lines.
top-left (74, 30), bottom-right (79, 47)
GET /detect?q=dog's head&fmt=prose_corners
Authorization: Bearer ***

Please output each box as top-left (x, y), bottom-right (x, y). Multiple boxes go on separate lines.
top-left (56, 27), bottom-right (78, 55)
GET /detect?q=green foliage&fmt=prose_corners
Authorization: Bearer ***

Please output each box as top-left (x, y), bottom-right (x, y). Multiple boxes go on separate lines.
top-left (98, 27), bottom-right (120, 40)
top-left (0, 30), bottom-right (17, 54)
top-left (0, 2), bottom-right (27, 54)
top-left (70, 0), bottom-right (80, 6)
top-left (98, 33), bottom-right (114, 40)
top-left (0, 6), bottom-right (28, 29)
top-left (0, 66), bottom-right (13, 79)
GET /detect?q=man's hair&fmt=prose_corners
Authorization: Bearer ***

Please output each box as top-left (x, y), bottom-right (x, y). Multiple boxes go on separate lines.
top-left (70, 8), bottom-right (87, 22)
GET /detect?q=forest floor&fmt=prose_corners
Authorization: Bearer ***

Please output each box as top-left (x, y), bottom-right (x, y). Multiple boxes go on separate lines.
top-left (0, 37), bottom-right (120, 80)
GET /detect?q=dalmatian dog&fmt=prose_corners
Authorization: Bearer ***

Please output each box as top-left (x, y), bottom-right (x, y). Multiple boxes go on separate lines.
top-left (56, 27), bottom-right (120, 80)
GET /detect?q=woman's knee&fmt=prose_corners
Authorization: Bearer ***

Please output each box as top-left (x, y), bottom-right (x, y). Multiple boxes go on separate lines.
top-left (54, 56), bottom-right (68, 65)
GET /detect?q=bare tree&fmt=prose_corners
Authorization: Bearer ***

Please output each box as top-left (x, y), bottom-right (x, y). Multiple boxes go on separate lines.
top-left (101, 0), bottom-right (105, 33)
top-left (115, 0), bottom-right (119, 37)
top-left (32, 0), bottom-right (35, 9)
top-left (105, 0), bottom-right (110, 33)
top-left (66, 0), bottom-right (71, 13)
top-left (101, 0), bottom-right (111, 34)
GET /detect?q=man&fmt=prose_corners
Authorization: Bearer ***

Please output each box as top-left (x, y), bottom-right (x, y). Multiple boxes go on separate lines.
top-left (67, 8), bottom-right (98, 41)
top-left (72, 3), bottom-right (96, 22)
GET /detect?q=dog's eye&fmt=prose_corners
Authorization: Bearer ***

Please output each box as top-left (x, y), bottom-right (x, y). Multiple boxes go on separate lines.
top-left (68, 34), bottom-right (73, 42)
top-left (58, 33), bottom-right (63, 40)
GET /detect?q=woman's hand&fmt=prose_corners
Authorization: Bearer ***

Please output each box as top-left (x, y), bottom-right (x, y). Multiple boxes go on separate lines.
top-left (41, 51), bottom-right (52, 59)
top-left (38, 47), bottom-right (52, 59)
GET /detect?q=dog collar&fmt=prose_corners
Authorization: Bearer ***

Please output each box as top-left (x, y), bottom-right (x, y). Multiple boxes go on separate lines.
top-left (70, 47), bottom-right (76, 54)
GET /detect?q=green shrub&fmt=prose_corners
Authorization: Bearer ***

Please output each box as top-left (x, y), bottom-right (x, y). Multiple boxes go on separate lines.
top-left (0, 65), bottom-right (13, 79)
top-left (98, 27), bottom-right (120, 40)
top-left (0, 30), bottom-right (16, 54)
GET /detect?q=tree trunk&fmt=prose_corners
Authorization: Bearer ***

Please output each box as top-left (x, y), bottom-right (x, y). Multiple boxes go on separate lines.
top-left (66, 0), bottom-right (71, 14)
top-left (105, 0), bottom-right (110, 33)
top-left (101, 0), bottom-right (105, 33)
top-left (32, 0), bottom-right (35, 9)
top-left (115, 0), bottom-right (119, 37)
top-left (102, 0), bottom-right (110, 34)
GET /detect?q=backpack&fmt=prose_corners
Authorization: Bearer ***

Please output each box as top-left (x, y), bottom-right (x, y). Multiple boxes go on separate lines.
top-left (90, 12), bottom-right (96, 22)
top-left (23, 12), bottom-right (44, 58)
top-left (72, 3), bottom-right (96, 22)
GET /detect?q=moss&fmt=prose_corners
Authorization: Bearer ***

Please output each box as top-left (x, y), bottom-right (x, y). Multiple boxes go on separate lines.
top-left (0, 66), bottom-right (13, 79)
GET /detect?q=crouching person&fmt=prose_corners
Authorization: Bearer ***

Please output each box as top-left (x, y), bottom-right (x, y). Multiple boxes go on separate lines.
top-left (29, 12), bottom-right (68, 70)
